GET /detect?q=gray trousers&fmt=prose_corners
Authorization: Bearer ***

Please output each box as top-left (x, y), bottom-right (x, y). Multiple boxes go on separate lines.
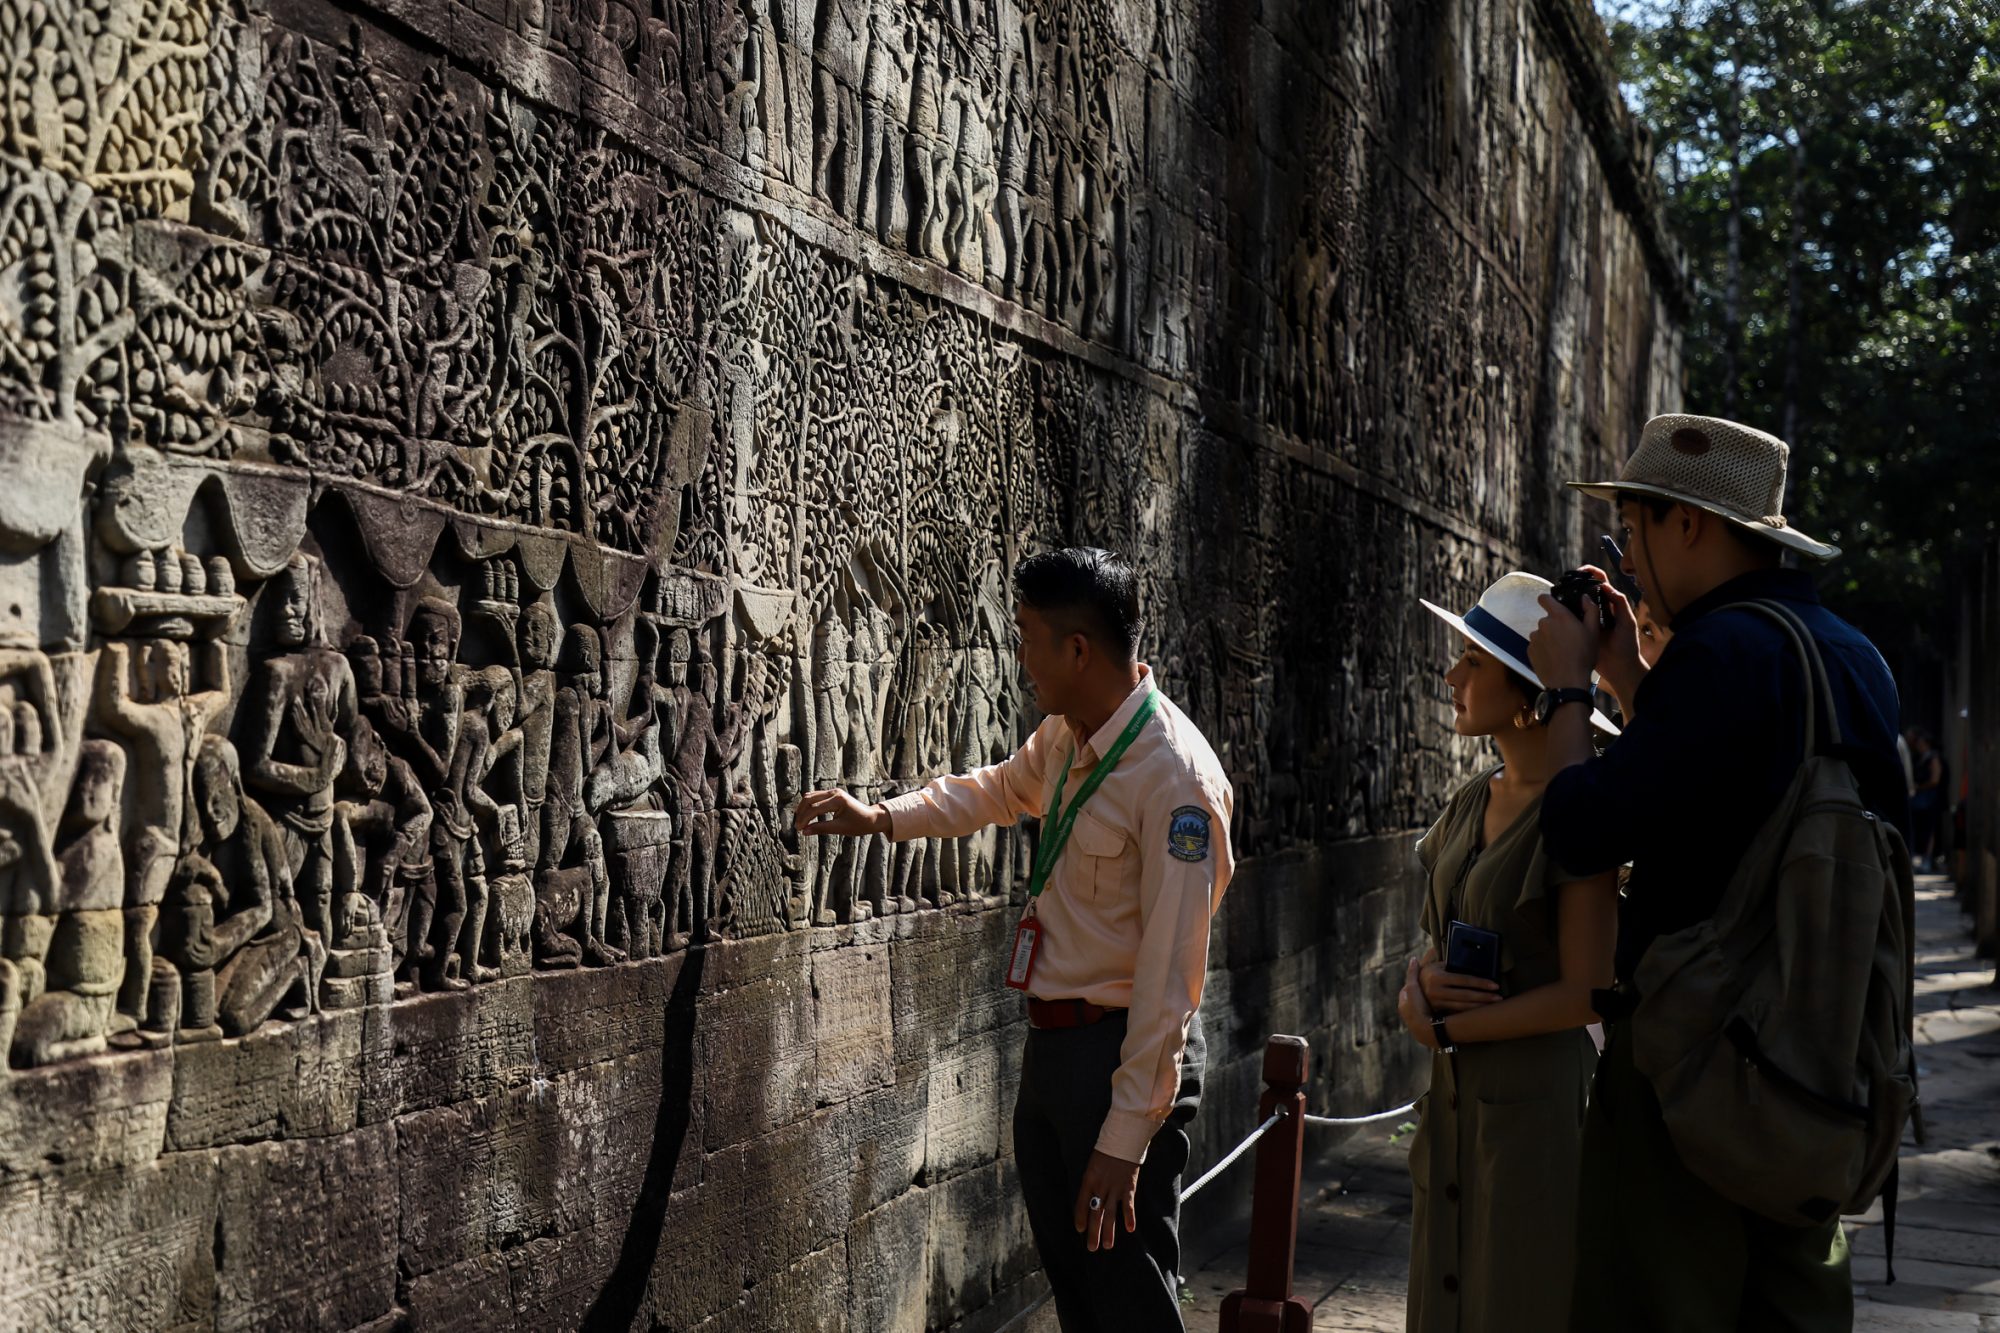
top-left (1013, 1010), bottom-right (1205, 1333)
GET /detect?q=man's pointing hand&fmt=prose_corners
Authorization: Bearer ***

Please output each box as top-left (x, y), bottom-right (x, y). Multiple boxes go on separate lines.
top-left (793, 788), bottom-right (892, 837)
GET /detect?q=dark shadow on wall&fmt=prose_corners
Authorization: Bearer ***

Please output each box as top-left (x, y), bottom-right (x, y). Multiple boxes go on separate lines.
top-left (581, 945), bottom-right (707, 1331)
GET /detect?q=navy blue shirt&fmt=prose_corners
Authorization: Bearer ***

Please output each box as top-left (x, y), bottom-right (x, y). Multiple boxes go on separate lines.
top-left (1540, 569), bottom-right (1906, 981)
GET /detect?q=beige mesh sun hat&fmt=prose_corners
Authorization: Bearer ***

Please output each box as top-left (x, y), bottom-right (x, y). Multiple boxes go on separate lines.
top-left (1569, 414), bottom-right (1839, 561)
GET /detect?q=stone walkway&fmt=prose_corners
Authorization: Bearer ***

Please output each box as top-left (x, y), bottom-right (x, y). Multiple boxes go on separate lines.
top-left (1182, 875), bottom-right (2000, 1331)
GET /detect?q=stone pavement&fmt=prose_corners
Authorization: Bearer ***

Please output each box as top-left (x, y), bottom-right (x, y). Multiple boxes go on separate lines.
top-left (1181, 874), bottom-right (2000, 1332)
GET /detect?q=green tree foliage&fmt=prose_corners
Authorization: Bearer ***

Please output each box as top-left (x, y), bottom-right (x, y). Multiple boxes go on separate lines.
top-left (1600, 0), bottom-right (2000, 668)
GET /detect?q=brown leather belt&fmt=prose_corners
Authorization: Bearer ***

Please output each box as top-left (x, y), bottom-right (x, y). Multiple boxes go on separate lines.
top-left (1026, 998), bottom-right (1125, 1030)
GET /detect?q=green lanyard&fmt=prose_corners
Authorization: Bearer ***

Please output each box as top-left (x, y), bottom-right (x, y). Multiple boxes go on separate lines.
top-left (1027, 690), bottom-right (1161, 902)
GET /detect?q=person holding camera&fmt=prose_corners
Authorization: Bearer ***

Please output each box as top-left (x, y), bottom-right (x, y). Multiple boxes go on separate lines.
top-left (1396, 572), bottom-right (1622, 1333)
top-left (1527, 415), bottom-right (1909, 1332)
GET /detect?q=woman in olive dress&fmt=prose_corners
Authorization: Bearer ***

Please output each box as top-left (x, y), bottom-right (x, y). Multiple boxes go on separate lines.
top-left (1395, 572), bottom-right (1621, 1333)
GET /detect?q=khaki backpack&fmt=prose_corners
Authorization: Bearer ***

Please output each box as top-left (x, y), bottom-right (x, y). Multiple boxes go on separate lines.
top-left (1628, 600), bottom-right (1917, 1237)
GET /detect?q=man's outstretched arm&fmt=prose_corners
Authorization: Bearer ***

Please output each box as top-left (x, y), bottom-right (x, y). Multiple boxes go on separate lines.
top-left (796, 716), bottom-right (1056, 842)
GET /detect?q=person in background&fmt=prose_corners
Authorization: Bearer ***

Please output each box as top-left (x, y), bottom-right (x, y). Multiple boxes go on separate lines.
top-left (1909, 728), bottom-right (1946, 872)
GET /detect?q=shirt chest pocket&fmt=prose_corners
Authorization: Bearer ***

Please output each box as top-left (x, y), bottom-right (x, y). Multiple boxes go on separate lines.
top-left (1068, 810), bottom-right (1130, 900)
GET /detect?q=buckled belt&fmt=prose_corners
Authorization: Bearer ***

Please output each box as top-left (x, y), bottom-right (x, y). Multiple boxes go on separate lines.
top-left (1026, 998), bottom-right (1125, 1030)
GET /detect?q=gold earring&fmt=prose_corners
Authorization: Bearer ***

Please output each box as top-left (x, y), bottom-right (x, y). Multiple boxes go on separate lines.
top-left (1513, 704), bottom-right (1535, 730)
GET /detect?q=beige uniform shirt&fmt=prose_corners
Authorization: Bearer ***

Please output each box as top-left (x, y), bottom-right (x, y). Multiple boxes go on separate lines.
top-left (881, 669), bottom-right (1234, 1162)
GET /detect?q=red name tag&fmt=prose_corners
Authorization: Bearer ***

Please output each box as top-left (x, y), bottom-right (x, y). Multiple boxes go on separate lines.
top-left (1004, 917), bottom-right (1041, 991)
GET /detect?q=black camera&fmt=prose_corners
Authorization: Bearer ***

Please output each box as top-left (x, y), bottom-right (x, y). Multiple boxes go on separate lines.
top-left (1549, 569), bottom-right (1610, 627)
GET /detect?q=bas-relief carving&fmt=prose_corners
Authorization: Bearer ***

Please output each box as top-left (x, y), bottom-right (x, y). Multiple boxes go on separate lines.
top-left (0, 0), bottom-right (1677, 1161)
top-left (0, 2), bottom-right (1693, 1328)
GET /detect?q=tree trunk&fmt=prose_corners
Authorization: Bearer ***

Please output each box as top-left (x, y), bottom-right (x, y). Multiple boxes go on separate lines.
top-left (1722, 12), bottom-right (1745, 416)
top-left (1781, 128), bottom-right (1806, 470)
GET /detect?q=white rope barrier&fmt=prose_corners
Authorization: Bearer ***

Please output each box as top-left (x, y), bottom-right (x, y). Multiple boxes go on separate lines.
top-left (1301, 1100), bottom-right (1420, 1128)
top-left (1178, 1108), bottom-right (1285, 1204)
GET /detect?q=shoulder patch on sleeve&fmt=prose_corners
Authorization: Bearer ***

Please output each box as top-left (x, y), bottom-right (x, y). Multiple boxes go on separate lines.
top-left (1167, 805), bottom-right (1211, 862)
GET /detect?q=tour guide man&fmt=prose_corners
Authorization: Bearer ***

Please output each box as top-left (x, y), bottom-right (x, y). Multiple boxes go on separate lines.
top-left (795, 547), bottom-right (1234, 1331)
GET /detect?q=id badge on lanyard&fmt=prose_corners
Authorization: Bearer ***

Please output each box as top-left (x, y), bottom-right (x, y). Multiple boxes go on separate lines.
top-left (1004, 908), bottom-right (1041, 992)
top-left (1005, 691), bottom-right (1159, 993)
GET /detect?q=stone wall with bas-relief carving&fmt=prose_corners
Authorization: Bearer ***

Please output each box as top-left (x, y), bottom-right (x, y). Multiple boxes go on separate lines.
top-left (0, 0), bottom-right (1680, 1325)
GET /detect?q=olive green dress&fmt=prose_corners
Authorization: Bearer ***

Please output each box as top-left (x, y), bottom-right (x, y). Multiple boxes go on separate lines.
top-left (1405, 766), bottom-right (1597, 1333)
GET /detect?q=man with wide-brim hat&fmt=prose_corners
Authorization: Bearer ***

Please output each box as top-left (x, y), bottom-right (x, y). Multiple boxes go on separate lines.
top-left (1522, 414), bottom-right (1909, 1332)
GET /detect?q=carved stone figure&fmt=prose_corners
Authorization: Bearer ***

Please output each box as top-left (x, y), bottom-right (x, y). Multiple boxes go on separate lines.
top-left (94, 638), bottom-right (232, 1031)
top-left (715, 0), bottom-right (759, 169)
top-left (241, 555), bottom-right (357, 953)
top-left (8, 741), bottom-right (124, 1066)
top-left (0, 647), bottom-right (68, 1060)
top-left (741, 645), bottom-right (792, 826)
top-left (813, 0), bottom-right (867, 218)
top-left (333, 716), bottom-right (431, 975)
top-left (774, 0), bottom-right (819, 190)
top-left (513, 605), bottom-right (561, 870)
top-left (487, 805), bottom-right (536, 971)
top-left (746, 0), bottom-right (787, 174)
top-left (663, 638), bottom-right (744, 946)
top-left (443, 625), bottom-right (504, 984)
top-left (997, 56), bottom-right (1032, 299)
top-left (857, 3), bottom-right (910, 240)
top-left (159, 737), bottom-right (322, 1041)
top-left (583, 657), bottom-right (663, 818)
top-left (535, 625), bottom-right (622, 968)
top-left (948, 642), bottom-right (1007, 904)
top-left (907, 23), bottom-right (952, 263)
top-left (808, 614), bottom-right (856, 925)
top-left (950, 67), bottom-right (998, 282)
top-left (374, 597), bottom-right (477, 990)
top-left (348, 634), bottom-right (437, 985)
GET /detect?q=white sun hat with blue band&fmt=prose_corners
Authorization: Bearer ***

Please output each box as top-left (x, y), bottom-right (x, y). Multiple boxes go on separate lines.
top-left (1420, 572), bottom-right (1622, 736)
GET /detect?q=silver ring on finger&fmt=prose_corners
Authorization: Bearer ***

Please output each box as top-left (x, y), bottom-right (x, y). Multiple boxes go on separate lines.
top-left (1088, 1196), bottom-right (1102, 1211)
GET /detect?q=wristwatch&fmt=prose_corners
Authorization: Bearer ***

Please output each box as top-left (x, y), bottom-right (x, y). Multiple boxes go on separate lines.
top-left (1430, 1015), bottom-right (1457, 1054)
top-left (1534, 687), bottom-right (1595, 726)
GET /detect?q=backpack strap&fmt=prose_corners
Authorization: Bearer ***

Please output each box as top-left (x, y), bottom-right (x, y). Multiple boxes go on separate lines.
top-left (1719, 600), bottom-right (1841, 754)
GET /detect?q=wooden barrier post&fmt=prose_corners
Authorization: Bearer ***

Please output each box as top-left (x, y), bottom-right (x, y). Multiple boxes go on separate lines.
top-left (1218, 1035), bottom-right (1313, 1333)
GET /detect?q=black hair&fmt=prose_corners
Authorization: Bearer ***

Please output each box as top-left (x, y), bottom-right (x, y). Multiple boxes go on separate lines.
top-left (1013, 547), bottom-right (1143, 663)
top-left (1615, 489), bottom-right (1677, 524)
top-left (1614, 489), bottom-right (1782, 567)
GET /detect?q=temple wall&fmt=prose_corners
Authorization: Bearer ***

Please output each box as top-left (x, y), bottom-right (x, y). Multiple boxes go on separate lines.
top-left (0, 0), bottom-right (1680, 1326)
